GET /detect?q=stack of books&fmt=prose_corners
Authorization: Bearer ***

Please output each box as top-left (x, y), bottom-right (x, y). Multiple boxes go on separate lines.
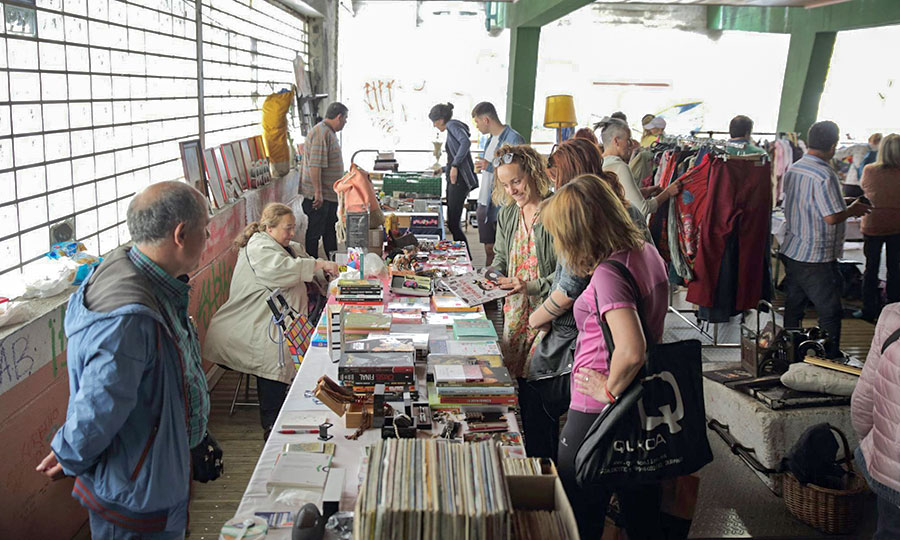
top-left (338, 351), bottom-right (415, 394)
top-left (385, 296), bottom-right (430, 325)
top-left (355, 439), bottom-right (512, 539)
top-left (342, 312), bottom-right (392, 334)
top-left (428, 355), bottom-right (516, 409)
top-left (266, 451), bottom-right (332, 492)
top-left (336, 279), bottom-right (383, 305)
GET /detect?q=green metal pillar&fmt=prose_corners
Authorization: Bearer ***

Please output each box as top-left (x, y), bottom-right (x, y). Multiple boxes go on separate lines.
top-left (506, 26), bottom-right (541, 143)
top-left (777, 30), bottom-right (836, 138)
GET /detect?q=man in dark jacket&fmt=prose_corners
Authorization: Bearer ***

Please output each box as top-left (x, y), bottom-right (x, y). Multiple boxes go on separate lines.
top-left (36, 181), bottom-right (210, 539)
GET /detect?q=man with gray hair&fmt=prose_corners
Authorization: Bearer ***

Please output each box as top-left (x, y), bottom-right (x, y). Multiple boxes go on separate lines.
top-left (599, 117), bottom-right (680, 218)
top-left (36, 181), bottom-right (211, 539)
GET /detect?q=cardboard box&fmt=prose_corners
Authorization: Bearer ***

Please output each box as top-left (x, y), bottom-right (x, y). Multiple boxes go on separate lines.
top-left (507, 474), bottom-right (580, 540)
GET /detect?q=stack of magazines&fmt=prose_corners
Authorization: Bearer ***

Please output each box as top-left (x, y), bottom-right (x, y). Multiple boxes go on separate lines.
top-left (354, 439), bottom-right (512, 539)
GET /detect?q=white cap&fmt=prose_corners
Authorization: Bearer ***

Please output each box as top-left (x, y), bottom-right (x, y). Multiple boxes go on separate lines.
top-left (643, 117), bottom-right (667, 130)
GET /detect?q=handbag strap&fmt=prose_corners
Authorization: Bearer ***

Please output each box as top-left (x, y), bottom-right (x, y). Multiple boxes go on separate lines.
top-left (593, 258), bottom-right (653, 366)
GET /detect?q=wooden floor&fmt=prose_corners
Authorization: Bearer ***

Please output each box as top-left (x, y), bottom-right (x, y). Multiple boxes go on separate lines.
top-left (188, 371), bottom-right (266, 539)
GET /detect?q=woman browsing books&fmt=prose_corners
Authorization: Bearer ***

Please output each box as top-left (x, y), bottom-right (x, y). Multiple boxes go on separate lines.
top-left (204, 203), bottom-right (339, 440)
top-left (542, 176), bottom-right (668, 539)
top-left (489, 144), bottom-right (557, 386)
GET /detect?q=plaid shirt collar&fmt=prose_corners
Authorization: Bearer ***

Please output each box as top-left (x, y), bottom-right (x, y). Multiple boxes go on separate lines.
top-left (128, 246), bottom-right (191, 306)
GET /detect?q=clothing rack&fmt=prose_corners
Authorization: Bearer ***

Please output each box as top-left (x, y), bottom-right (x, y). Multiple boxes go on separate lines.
top-left (655, 134), bottom-right (747, 150)
top-left (689, 130), bottom-right (787, 138)
top-left (667, 291), bottom-right (741, 349)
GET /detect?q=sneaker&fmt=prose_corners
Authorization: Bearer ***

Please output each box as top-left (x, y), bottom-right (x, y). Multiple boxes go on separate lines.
top-left (851, 310), bottom-right (877, 323)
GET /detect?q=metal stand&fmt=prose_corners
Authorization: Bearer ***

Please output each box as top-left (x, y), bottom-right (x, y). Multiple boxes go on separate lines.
top-left (229, 372), bottom-right (258, 415)
top-left (669, 287), bottom-right (740, 348)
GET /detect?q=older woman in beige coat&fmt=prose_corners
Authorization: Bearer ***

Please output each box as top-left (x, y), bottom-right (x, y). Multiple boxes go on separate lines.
top-left (205, 203), bottom-right (338, 438)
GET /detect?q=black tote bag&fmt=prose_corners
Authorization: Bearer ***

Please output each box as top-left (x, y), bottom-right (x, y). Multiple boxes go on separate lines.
top-left (574, 260), bottom-right (712, 488)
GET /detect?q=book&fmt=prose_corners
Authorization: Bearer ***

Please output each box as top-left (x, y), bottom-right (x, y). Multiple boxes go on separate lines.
top-left (337, 278), bottom-right (383, 295)
top-left (342, 312), bottom-right (392, 333)
top-left (344, 336), bottom-right (416, 353)
top-left (278, 412), bottom-right (328, 430)
top-left (427, 354), bottom-right (504, 369)
top-left (389, 274), bottom-right (433, 297)
top-left (283, 442), bottom-right (337, 456)
top-left (266, 451), bottom-right (332, 492)
top-left (433, 293), bottom-right (481, 313)
top-left (390, 311), bottom-right (423, 324)
top-left (452, 318), bottom-right (498, 341)
top-left (429, 361), bottom-right (513, 388)
top-left (343, 304), bottom-right (384, 314)
top-left (425, 311), bottom-right (485, 326)
top-left (436, 385), bottom-right (516, 395)
top-left (338, 352), bottom-right (415, 386)
top-left (441, 267), bottom-right (511, 307)
top-left (433, 364), bottom-right (484, 384)
top-left (430, 340), bottom-right (502, 357)
top-left (386, 296), bottom-right (432, 312)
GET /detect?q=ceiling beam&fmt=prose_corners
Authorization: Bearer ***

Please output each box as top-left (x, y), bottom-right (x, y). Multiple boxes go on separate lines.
top-left (709, 0), bottom-right (900, 34)
top-left (504, 0), bottom-right (594, 28)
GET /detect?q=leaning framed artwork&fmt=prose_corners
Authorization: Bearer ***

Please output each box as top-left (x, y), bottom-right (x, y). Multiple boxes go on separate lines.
top-left (179, 140), bottom-right (208, 197)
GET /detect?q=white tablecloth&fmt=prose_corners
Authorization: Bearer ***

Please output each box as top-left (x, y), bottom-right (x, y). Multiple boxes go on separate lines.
top-left (231, 322), bottom-right (519, 538)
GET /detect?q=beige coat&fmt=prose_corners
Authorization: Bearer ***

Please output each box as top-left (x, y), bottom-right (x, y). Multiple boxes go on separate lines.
top-left (204, 232), bottom-right (321, 384)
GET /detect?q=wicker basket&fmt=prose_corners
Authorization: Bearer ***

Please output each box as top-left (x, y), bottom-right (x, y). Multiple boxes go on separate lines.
top-left (782, 427), bottom-right (869, 535)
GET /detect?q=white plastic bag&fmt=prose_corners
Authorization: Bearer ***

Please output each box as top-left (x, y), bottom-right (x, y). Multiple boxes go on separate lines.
top-left (22, 258), bottom-right (79, 298)
top-left (0, 300), bottom-right (31, 328)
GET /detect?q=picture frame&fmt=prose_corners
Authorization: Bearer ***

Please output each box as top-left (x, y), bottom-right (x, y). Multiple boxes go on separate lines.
top-left (178, 139), bottom-right (207, 196)
top-left (204, 148), bottom-right (229, 208)
top-left (229, 140), bottom-right (250, 190)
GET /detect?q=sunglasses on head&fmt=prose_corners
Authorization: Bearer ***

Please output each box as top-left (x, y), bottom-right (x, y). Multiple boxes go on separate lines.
top-left (492, 152), bottom-right (515, 168)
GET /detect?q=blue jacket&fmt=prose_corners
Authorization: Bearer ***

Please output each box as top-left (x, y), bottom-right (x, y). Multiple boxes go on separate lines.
top-left (481, 125), bottom-right (525, 222)
top-left (51, 248), bottom-right (192, 533)
top-left (444, 119), bottom-right (479, 193)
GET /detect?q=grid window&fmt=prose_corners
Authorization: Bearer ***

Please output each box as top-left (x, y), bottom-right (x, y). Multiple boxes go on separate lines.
top-left (1, 0), bottom-right (309, 275)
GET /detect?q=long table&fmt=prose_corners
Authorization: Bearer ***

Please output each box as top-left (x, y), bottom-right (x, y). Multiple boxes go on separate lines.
top-left (232, 307), bottom-right (519, 538)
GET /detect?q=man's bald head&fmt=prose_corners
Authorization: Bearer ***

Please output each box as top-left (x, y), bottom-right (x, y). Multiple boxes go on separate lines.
top-left (127, 181), bottom-right (207, 245)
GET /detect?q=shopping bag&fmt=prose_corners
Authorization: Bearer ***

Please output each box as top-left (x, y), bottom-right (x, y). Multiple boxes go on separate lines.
top-left (283, 310), bottom-right (315, 368)
top-left (574, 260), bottom-right (712, 487)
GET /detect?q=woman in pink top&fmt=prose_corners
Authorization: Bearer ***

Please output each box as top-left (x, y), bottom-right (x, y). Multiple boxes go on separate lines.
top-left (542, 175), bottom-right (670, 539)
top-left (858, 134), bottom-right (900, 321)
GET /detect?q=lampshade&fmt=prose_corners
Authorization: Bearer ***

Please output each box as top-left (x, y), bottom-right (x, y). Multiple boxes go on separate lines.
top-left (543, 95), bottom-right (577, 128)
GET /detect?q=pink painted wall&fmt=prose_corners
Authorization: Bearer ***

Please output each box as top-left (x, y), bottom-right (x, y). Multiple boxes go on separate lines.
top-left (0, 172), bottom-right (300, 539)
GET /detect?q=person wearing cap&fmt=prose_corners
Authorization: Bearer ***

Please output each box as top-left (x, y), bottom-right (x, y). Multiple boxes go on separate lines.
top-left (641, 116), bottom-right (666, 147)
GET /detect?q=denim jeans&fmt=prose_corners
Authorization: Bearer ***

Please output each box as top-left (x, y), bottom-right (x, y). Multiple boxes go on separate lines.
top-left (89, 510), bottom-right (184, 540)
top-left (862, 233), bottom-right (900, 319)
top-left (876, 495), bottom-right (900, 540)
top-left (782, 257), bottom-right (843, 358)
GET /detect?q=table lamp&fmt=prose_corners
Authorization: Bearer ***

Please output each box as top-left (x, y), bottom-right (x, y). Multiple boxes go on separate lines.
top-left (543, 94), bottom-right (577, 144)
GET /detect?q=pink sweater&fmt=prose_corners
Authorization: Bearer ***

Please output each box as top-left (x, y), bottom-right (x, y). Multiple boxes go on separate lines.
top-left (851, 302), bottom-right (900, 495)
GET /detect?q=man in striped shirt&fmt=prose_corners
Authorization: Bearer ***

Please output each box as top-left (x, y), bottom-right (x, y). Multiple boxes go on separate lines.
top-left (781, 121), bottom-right (871, 358)
top-left (301, 102), bottom-right (348, 259)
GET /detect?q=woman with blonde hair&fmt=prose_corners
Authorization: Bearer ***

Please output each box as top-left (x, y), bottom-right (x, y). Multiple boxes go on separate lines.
top-left (205, 203), bottom-right (339, 439)
top-left (543, 176), bottom-right (668, 539)
top-left (489, 144), bottom-right (557, 382)
top-left (858, 134), bottom-right (900, 321)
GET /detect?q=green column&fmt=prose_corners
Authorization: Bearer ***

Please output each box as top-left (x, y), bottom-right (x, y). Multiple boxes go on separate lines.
top-left (776, 30), bottom-right (836, 138)
top-left (506, 26), bottom-right (541, 143)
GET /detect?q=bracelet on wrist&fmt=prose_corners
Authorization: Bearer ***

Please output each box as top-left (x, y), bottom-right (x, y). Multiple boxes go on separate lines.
top-left (604, 385), bottom-right (617, 404)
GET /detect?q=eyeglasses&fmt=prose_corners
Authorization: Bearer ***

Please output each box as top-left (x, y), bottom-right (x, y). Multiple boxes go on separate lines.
top-left (492, 152), bottom-right (515, 168)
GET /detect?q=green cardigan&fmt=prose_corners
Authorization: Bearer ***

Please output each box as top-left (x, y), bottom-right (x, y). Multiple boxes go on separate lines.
top-left (492, 202), bottom-right (557, 298)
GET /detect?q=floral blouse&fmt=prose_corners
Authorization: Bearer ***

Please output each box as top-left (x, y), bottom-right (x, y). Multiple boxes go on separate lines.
top-left (502, 209), bottom-right (543, 378)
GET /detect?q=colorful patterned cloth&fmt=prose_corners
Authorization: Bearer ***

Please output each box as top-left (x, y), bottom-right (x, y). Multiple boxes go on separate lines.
top-left (502, 209), bottom-right (543, 378)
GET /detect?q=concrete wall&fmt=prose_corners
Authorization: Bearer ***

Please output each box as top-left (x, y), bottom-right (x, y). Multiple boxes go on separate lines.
top-left (0, 171), bottom-right (300, 540)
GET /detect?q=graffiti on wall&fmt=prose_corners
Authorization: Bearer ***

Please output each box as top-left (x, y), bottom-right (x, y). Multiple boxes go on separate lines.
top-left (194, 259), bottom-right (235, 333)
top-left (362, 78), bottom-right (410, 140)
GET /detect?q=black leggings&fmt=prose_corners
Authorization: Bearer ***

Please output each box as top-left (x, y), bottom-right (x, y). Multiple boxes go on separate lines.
top-left (558, 408), bottom-right (663, 539)
top-left (446, 181), bottom-right (469, 244)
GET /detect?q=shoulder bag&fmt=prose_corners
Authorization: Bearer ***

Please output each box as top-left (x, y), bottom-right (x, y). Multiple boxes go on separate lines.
top-left (574, 260), bottom-right (712, 487)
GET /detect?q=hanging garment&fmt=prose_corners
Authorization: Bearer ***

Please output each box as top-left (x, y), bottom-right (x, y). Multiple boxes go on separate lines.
top-left (686, 157), bottom-right (772, 311)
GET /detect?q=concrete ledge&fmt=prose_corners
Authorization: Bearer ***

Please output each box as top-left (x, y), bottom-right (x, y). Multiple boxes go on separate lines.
top-left (704, 376), bottom-right (857, 494)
